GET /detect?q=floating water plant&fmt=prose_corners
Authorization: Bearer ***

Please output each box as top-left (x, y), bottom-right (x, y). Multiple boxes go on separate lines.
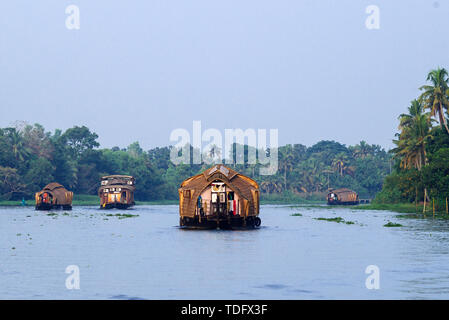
top-left (315, 217), bottom-right (344, 223)
top-left (384, 221), bottom-right (403, 227)
top-left (105, 213), bottom-right (139, 219)
top-left (291, 213), bottom-right (302, 216)
top-left (314, 217), bottom-right (356, 225)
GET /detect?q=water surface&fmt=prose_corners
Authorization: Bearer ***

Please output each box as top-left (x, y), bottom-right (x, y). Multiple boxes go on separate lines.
top-left (1, 204), bottom-right (449, 299)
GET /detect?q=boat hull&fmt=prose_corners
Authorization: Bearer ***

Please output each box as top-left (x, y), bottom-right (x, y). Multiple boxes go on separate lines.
top-left (100, 202), bottom-right (135, 210)
top-left (180, 215), bottom-right (261, 230)
top-left (35, 203), bottom-right (72, 211)
top-left (327, 200), bottom-right (359, 206)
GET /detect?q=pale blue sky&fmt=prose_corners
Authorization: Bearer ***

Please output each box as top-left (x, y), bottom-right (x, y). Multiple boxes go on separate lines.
top-left (0, 0), bottom-right (448, 150)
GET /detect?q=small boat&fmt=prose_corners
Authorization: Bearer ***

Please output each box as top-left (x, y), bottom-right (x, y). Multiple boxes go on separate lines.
top-left (35, 183), bottom-right (73, 210)
top-left (98, 175), bottom-right (135, 209)
top-left (179, 164), bottom-right (261, 229)
top-left (327, 188), bottom-right (359, 205)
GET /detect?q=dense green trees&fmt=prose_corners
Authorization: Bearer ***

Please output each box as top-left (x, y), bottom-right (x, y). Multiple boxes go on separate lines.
top-left (235, 140), bottom-right (390, 198)
top-left (376, 68), bottom-right (449, 204)
top-left (0, 123), bottom-right (390, 201)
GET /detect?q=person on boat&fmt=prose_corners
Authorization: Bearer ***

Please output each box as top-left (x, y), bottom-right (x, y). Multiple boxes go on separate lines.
top-left (198, 195), bottom-right (204, 216)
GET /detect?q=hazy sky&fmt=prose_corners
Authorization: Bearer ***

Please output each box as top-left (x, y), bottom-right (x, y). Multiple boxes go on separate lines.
top-left (1, 0), bottom-right (448, 150)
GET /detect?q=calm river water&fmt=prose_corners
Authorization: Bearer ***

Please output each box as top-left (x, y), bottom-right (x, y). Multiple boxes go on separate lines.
top-left (1, 204), bottom-right (449, 299)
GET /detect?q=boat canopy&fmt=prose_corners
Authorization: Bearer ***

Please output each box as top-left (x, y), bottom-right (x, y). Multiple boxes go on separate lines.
top-left (179, 164), bottom-right (259, 218)
top-left (35, 183), bottom-right (73, 206)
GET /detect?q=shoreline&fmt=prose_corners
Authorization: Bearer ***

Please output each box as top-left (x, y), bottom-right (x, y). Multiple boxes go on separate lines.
top-left (0, 194), bottom-right (326, 207)
top-left (0, 200), bottom-right (324, 207)
top-left (3, 197), bottom-right (446, 217)
top-left (0, 200), bottom-right (421, 210)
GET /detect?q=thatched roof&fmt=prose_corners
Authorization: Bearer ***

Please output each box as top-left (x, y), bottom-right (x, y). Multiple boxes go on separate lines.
top-left (36, 183), bottom-right (73, 205)
top-left (328, 188), bottom-right (358, 202)
top-left (42, 182), bottom-right (65, 191)
top-left (179, 164), bottom-right (259, 218)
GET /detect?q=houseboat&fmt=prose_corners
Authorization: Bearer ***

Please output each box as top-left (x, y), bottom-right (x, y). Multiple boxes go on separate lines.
top-left (179, 164), bottom-right (261, 229)
top-left (98, 175), bottom-right (135, 209)
top-left (35, 183), bottom-right (73, 210)
top-left (327, 188), bottom-right (359, 205)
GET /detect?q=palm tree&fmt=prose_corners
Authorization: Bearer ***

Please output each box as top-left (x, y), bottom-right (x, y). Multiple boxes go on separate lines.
top-left (419, 67), bottom-right (449, 134)
top-left (351, 141), bottom-right (372, 159)
top-left (393, 100), bottom-right (433, 211)
top-left (302, 158), bottom-right (323, 192)
top-left (398, 100), bottom-right (424, 130)
top-left (393, 100), bottom-right (433, 171)
top-left (332, 152), bottom-right (352, 176)
top-left (259, 176), bottom-right (284, 194)
top-left (4, 128), bottom-right (30, 162)
top-left (279, 146), bottom-right (295, 191)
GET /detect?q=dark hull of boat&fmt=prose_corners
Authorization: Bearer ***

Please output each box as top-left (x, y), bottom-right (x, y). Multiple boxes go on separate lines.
top-left (180, 215), bottom-right (261, 230)
top-left (100, 202), bottom-right (135, 210)
top-left (35, 203), bottom-right (72, 211)
top-left (327, 200), bottom-right (359, 206)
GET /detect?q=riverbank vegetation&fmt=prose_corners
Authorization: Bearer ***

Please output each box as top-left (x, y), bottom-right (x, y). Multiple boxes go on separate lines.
top-left (2, 68), bottom-right (447, 209)
top-left (374, 67), bottom-right (449, 212)
top-left (0, 123), bottom-right (390, 202)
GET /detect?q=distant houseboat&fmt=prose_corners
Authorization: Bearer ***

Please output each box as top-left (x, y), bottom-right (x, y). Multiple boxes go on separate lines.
top-left (179, 164), bottom-right (261, 229)
top-left (35, 183), bottom-right (73, 210)
top-left (98, 175), bottom-right (135, 209)
top-left (327, 188), bottom-right (359, 205)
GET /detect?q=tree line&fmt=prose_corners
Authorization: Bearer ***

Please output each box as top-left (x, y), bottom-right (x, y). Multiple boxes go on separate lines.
top-left (0, 123), bottom-right (391, 202)
top-left (375, 67), bottom-right (449, 206)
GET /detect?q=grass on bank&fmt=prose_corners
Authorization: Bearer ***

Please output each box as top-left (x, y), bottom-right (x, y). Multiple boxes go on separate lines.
top-left (351, 203), bottom-right (422, 213)
top-left (3, 192), bottom-right (448, 219)
top-left (260, 192), bottom-right (325, 205)
top-left (0, 194), bottom-right (179, 206)
top-left (0, 200), bottom-right (21, 206)
top-left (73, 195), bottom-right (179, 205)
top-left (356, 202), bottom-right (449, 220)
top-left (356, 202), bottom-right (449, 215)
top-left (0, 192), bottom-right (326, 206)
